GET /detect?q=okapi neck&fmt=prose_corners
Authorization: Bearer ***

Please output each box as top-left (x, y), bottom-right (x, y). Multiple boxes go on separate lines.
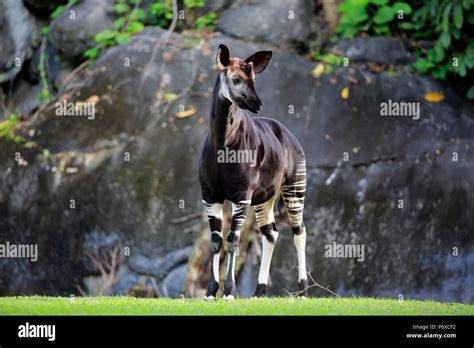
top-left (210, 74), bottom-right (238, 148)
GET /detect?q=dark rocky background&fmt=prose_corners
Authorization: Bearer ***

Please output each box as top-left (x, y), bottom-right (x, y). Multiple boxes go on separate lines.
top-left (0, 0), bottom-right (472, 303)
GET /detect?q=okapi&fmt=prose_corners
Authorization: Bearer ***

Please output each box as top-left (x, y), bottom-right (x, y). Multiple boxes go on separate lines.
top-left (199, 44), bottom-right (307, 300)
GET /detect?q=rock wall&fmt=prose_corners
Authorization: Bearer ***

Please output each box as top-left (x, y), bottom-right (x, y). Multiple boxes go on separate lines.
top-left (0, 1), bottom-right (472, 303)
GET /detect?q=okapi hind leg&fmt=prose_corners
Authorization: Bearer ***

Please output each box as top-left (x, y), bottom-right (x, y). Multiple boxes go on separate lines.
top-left (203, 201), bottom-right (224, 300)
top-left (293, 224), bottom-right (308, 298)
top-left (282, 157), bottom-right (308, 298)
top-left (253, 195), bottom-right (279, 298)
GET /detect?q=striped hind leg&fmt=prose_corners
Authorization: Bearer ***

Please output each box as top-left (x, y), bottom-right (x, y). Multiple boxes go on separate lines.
top-left (281, 157), bottom-right (308, 297)
top-left (253, 194), bottom-right (279, 297)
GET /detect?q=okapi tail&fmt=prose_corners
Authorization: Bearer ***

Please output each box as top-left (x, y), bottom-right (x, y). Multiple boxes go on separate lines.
top-left (277, 194), bottom-right (288, 225)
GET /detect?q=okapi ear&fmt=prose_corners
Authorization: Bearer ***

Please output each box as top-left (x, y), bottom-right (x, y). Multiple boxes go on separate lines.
top-left (216, 44), bottom-right (230, 70)
top-left (245, 51), bottom-right (272, 74)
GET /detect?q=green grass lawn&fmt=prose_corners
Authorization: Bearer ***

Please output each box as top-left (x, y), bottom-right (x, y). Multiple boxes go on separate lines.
top-left (0, 296), bottom-right (472, 315)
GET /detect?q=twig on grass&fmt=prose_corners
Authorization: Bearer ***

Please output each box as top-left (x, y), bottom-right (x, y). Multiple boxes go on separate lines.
top-left (283, 271), bottom-right (341, 298)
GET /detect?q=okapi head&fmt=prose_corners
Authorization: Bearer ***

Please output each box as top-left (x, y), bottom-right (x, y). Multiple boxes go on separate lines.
top-left (216, 44), bottom-right (272, 114)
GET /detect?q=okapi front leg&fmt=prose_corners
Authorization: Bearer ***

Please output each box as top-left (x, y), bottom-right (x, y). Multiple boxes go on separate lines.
top-left (223, 201), bottom-right (250, 300)
top-left (203, 201), bottom-right (224, 300)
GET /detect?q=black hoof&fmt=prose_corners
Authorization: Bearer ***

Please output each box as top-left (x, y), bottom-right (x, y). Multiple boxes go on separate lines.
top-left (205, 279), bottom-right (219, 298)
top-left (253, 283), bottom-right (267, 298)
top-left (298, 279), bottom-right (309, 298)
top-left (223, 280), bottom-right (235, 298)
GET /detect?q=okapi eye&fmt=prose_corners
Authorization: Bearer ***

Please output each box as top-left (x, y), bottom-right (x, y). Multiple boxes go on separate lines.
top-left (231, 76), bottom-right (241, 84)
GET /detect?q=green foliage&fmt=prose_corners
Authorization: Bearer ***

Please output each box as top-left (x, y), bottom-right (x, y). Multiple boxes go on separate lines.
top-left (335, 0), bottom-right (474, 99)
top-left (50, 5), bottom-right (65, 19)
top-left (0, 114), bottom-right (24, 144)
top-left (36, 87), bottom-right (52, 103)
top-left (411, 0), bottom-right (474, 98)
top-left (42, 149), bottom-right (51, 158)
top-left (94, 29), bottom-right (117, 47)
top-left (184, 0), bottom-right (205, 9)
top-left (36, 48), bottom-right (53, 103)
top-left (87, 0), bottom-right (218, 62)
top-left (115, 2), bottom-right (130, 14)
top-left (195, 11), bottom-right (218, 31)
top-left (336, 0), bottom-right (413, 38)
top-left (86, 0), bottom-right (148, 62)
top-left (49, 0), bottom-right (77, 19)
top-left (310, 52), bottom-right (346, 76)
top-left (38, 23), bottom-right (54, 104)
top-left (149, 0), bottom-right (174, 27)
top-left (84, 47), bottom-right (100, 60)
top-left (311, 52), bottom-right (344, 66)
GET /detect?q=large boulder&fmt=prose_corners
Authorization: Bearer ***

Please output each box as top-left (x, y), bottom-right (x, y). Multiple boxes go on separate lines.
top-left (48, 0), bottom-right (115, 59)
top-left (161, 263), bottom-right (187, 298)
top-left (202, 0), bottom-right (234, 14)
top-left (0, 0), bottom-right (38, 83)
top-left (333, 37), bottom-right (415, 65)
top-left (216, 0), bottom-right (321, 49)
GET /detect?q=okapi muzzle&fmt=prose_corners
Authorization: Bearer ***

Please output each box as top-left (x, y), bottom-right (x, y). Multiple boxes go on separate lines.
top-left (199, 44), bottom-right (308, 300)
